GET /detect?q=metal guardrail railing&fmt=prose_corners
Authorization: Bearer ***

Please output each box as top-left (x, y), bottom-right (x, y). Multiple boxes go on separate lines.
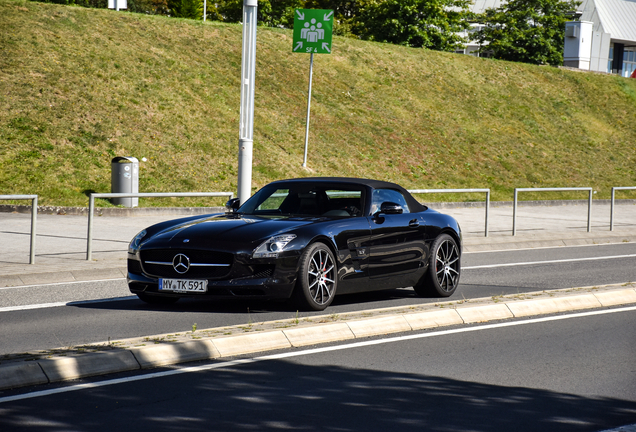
top-left (408, 189), bottom-right (490, 237)
top-left (0, 194), bottom-right (38, 264)
top-left (610, 186), bottom-right (636, 231)
top-left (86, 192), bottom-right (234, 260)
top-left (513, 187), bottom-right (593, 236)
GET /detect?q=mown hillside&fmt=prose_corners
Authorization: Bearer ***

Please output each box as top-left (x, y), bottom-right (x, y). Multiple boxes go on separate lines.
top-left (1, 0), bottom-right (636, 207)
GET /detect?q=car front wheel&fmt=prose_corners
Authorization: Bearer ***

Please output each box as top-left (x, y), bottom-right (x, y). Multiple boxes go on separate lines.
top-left (293, 242), bottom-right (338, 311)
top-left (414, 233), bottom-right (460, 297)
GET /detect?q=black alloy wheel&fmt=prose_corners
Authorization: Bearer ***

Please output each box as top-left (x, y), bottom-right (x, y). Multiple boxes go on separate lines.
top-left (293, 242), bottom-right (338, 311)
top-left (414, 233), bottom-right (460, 297)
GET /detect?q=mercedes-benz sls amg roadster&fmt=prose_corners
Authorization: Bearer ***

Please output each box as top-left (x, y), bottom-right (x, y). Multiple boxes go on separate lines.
top-left (127, 177), bottom-right (462, 311)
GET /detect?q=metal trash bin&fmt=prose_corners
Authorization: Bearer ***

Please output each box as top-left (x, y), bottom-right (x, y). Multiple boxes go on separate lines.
top-left (111, 156), bottom-right (139, 207)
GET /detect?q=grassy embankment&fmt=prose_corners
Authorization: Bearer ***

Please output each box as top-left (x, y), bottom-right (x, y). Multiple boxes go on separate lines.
top-left (1, 0), bottom-right (636, 207)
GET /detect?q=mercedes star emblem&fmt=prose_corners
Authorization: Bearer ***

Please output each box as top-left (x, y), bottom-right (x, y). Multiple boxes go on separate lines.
top-left (172, 253), bottom-right (191, 274)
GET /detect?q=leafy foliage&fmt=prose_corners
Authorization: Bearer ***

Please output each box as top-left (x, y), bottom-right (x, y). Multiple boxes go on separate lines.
top-left (214, 0), bottom-right (303, 27)
top-left (303, 0), bottom-right (368, 35)
top-left (128, 0), bottom-right (169, 15)
top-left (352, 0), bottom-right (471, 51)
top-left (474, 0), bottom-right (581, 65)
top-left (168, 0), bottom-right (202, 19)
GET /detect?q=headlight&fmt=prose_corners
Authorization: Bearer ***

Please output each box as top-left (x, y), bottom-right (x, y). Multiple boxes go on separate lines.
top-left (252, 234), bottom-right (296, 258)
top-left (128, 229), bottom-right (147, 254)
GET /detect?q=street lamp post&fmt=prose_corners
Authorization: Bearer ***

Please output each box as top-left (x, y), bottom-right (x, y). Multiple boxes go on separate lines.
top-left (237, 0), bottom-right (257, 204)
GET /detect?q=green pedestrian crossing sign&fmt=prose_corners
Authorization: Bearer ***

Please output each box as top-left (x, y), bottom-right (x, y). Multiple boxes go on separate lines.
top-left (293, 9), bottom-right (333, 54)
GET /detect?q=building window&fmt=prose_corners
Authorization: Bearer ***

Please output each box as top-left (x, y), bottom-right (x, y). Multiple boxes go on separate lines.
top-left (624, 48), bottom-right (636, 77)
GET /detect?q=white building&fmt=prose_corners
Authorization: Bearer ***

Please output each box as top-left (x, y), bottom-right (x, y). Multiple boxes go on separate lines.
top-left (571, 0), bottom-right (636, 76)
top-left (458, 0), bottom-right (636, 77)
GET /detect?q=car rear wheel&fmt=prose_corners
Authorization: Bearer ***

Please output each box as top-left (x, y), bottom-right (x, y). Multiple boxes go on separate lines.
top-left (136, 292), bottom-right (180, 305)
top-left (293, 242), bottom-right (338, 311)
top-left (414, 233), bottom-right (460, 297)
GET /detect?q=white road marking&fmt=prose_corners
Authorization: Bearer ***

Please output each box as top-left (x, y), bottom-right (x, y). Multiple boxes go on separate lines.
top-left (0, 278), bottom-right (125, 291)
top-left (463, 254), bottom-right (636, 270)
top-left (463, 240), bottom-right (634, 254)
top-left (0, 296), bottom-right (136, 313)
top-left (1, 305), bottom-right (634, 404)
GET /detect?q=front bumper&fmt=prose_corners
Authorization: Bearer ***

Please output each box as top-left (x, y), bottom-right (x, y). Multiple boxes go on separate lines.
top-left (127, 251), bottom-right (299, 300)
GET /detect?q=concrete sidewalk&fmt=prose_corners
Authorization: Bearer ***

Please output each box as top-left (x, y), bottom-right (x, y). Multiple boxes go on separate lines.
top-left (1, 201), bottom-right (636, 287)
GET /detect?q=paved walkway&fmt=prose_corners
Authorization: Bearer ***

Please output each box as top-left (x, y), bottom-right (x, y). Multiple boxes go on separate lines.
top-left (1, 201), bottom-right (635, 287)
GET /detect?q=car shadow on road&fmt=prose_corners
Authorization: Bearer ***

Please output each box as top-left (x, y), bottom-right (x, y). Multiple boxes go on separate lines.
top-left (69, 287), bottom-right (443, 317)
top-left (70, 283), bottom-right (542, 318)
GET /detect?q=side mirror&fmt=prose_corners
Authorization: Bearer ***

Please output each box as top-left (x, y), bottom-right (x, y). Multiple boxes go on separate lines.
top-left (225, 197), bottom-right (240, 214)
top-left (380, 202), bottom-right (403, 215)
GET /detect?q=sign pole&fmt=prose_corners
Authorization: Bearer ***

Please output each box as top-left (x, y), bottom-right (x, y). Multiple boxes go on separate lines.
top-left (302, 53), bottom-right (314, 168)
top-left (293, 9), bottom-right (333, 168)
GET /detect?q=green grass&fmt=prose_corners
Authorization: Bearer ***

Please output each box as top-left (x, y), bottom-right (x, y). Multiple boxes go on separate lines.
top-left (1, 0), bottom-right (636, 207)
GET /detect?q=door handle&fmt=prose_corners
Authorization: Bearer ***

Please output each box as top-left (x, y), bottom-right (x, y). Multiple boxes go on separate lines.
top-left (409, 219), bottom-right (419, 227)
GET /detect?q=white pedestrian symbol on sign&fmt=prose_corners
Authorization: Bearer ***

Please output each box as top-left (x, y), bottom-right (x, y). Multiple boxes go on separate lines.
top-left (301, 19), bottom-right (325, 43)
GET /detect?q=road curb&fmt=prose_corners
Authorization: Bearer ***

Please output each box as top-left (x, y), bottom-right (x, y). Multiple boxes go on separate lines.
top-left (37, 350), bottom-right (140, 383)
top-left (1, 285), bottom-right (634, 392)
top-left (455, 303), bottom-right (514, 323)
top-left (0, 363), bottom-right (48, 390)
top-left (283, 323), bottom-right (355, 347)
top-left (130, 340), bottom-right (221, 369)
top-left (211, 331), bottom-right (292, 357)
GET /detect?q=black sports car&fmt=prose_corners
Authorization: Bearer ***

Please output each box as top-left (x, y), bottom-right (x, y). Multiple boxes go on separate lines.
top-left (127, 178), bottom-right (462, 311)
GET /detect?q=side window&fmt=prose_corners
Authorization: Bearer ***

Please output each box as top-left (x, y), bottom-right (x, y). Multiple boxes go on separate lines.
top-left (371, 189), bottom-right (410, 214)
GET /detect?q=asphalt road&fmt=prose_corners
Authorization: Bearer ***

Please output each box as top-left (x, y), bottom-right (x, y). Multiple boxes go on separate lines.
top-left (1, 306), bottom-right (634, 431)
top-left (1, 242), bottom-right (635, 355)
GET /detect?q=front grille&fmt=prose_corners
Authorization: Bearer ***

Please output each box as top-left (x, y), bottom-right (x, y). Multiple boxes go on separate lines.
top-left (140, 249), bottom-right (234, 279)
top-left (250, 265), bottom-right (275, 279)
top-left (128, 259), bottom-right (142, 274)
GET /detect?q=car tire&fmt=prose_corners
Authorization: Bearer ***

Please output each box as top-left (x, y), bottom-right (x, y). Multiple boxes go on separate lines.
top-left (414, 233), bottom-right (460, 297)
top-left (292, 242), bottom-right (338, 311)
top-left (136, 292), bottom-right (180, 305)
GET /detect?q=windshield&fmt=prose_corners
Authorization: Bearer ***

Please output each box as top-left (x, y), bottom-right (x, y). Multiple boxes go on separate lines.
top-left (239, 183), bottom-right (365, 218)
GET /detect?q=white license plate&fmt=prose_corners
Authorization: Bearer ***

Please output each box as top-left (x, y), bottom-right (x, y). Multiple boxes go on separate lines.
top-left (159, 279), bottom-right (208, 293)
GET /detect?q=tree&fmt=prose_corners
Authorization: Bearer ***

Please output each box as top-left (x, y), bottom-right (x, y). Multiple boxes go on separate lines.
top-left (214, 0), bottom-right (304, 28)
top-left (168, 0), bottom-right (203, 19)
top-left (303, 0), bottom-right (369, 35)
top-left (351, 0), bottom-right (471, 51)
top-left (474, 0), bottom-right (581, 65)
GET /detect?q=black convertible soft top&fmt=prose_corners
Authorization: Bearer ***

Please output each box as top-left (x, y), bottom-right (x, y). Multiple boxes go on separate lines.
top-left (271, 177), bottom-right (427, 213)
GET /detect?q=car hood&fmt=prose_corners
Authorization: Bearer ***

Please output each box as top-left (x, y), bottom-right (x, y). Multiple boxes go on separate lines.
top-left (143, 214), bottom-right (313, 249)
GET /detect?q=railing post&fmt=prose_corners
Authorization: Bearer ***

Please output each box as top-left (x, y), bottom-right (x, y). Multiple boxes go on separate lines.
top-left (485, 190), bottom-right (490, 237)
top-left (87, 194), bottom-right (95, 261)
top-left (610, 187), bottom-right (616, 231)
top-left (85, 192), bottom-right (234, 260)
top-left (30, 196), bottom-right (38, 264)
top-left (587, 189), bottom-right (593, 232)
top-left (512, 189), bottom-right (518, 236)
top-left (407, 188), bottom-right (490, 237)
top-left (0, 194), bottom-right (38, 264)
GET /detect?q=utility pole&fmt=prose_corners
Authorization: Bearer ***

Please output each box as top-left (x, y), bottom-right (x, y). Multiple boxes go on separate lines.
top-left (237, 0), bottom-right (257, 204)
